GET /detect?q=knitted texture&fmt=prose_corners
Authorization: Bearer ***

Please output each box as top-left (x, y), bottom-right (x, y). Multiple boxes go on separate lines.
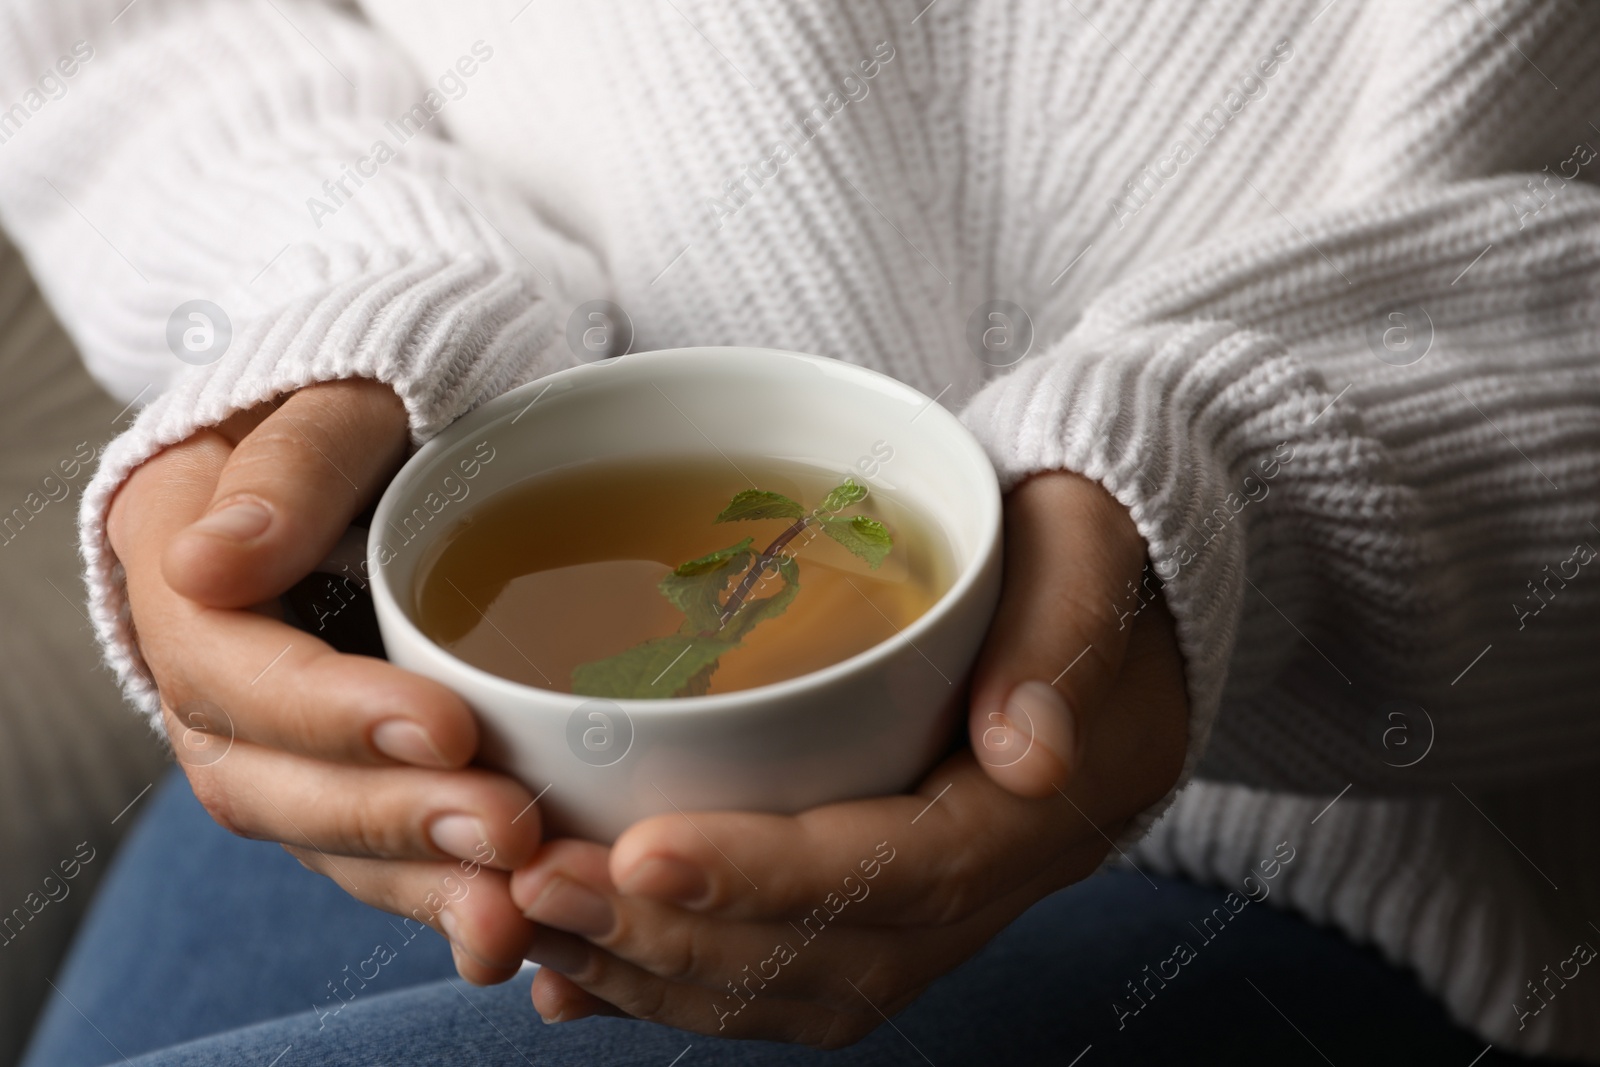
top-left (2, 0), bottom-right (1598, 1057)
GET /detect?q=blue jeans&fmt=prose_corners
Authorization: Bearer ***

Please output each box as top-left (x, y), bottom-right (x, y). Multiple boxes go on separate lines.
top-left (23, 771), bottom-right (1534, 1066)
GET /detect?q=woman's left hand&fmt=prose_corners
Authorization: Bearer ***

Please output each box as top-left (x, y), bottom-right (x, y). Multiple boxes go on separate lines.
top-left (509, 471), bottom-right (1191, 1047)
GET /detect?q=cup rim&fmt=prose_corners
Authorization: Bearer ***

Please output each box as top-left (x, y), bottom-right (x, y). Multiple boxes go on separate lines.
top-left (368, 346), bottom-right (1001, 716)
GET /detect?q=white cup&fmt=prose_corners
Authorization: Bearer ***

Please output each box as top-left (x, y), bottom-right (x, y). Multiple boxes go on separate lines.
top-left (365, 347), bottom-right (1002, 842)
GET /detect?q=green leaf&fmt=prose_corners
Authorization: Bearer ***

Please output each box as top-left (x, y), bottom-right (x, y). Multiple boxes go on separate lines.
top-left (820, 515), bottom-right (893, 569)
top-left (571, 632), bottom-right (739, 699)
top-left (718, 553), bottom-right (800, 642)
top-left (659, 537), bottom-right (753, 632)
top-left (673, 537), bottom-right (755, 575)
top-left (715, 489), bottom-right (804, 523)
top-left (817, 478), bottom-right (868, 514)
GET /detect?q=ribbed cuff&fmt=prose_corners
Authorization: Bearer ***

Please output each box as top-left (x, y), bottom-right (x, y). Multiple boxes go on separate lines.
top-left (958, 318), bottom-right (1344, 844)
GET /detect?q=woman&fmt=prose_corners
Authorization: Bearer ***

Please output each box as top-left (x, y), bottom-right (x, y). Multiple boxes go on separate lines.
top-left (7, 0), bottom-right (1598, 1062)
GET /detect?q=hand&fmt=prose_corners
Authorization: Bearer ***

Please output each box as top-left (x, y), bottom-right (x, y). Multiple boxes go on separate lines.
top-left (108, 378), bottom-right (542, 984)
top-left (508, 471), bottom-right (1190, 1046)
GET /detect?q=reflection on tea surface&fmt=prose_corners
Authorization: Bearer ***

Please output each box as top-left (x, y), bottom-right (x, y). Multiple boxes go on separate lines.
top-left (415, 455), bottom-right (952, 697)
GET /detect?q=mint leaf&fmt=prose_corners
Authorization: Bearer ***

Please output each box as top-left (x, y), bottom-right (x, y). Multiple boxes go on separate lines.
top-left (659, 537), bottom-right (753, 632)
top-left (819, 514), bottom-right (893, 568)
top-left (673, 537), bottom-right (755, 575)
top-left (715, 489), bottom-right (804, 523)
top-left (719, 553), bottom-right (800, 642)
top-left (571, 632), bottom-right (739, 699)
top-left (818, 478), bottom-right (868, 514)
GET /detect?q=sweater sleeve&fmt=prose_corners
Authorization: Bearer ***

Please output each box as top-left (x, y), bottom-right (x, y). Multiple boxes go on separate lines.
top-left (958, 174), bottom-right (1600, 834)
top-left (0, 0), bottom-right (608, 722)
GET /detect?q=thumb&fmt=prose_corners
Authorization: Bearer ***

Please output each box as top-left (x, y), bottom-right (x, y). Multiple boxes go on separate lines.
top-left (966, 471), bottom-right (1149, 798)
top-left (163, 378), bottom-right (409, 608)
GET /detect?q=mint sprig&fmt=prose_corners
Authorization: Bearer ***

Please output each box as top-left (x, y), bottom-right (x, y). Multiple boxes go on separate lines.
top-left (571, 477), bottom-right (891, 698)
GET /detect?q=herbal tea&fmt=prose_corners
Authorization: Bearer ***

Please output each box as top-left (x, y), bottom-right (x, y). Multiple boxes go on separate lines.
top-left (414, 456), bottom-right (952, 698)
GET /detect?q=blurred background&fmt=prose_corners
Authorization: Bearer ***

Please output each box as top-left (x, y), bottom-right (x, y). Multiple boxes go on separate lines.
top-left (0, 232), bottom-right (162, 1067)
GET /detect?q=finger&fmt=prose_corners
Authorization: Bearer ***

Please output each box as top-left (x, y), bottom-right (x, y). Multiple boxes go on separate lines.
top-left (118, 442), bottom-right (477, 769)
top-left (528, 970), bottom-right (628, 1025)
top-left (516, 840), bottom-right (824, 997)
top-left (154, 601), bottom-right (477, 768)
top-left (167, 714), bottom-right (543, 868)
top-left (523, 849), bottom-right (1100, 1045)
top-left (514, 838), bottom-right (1102, 1011)
top-left (607, 751), bottom-right (1090, 928)
top-left (515, 839), bottom-right (857, 1003)
top-left (285, 847), bottom-right (534, 986)
top-left (164, 378), bottom-right (408, 607)
top-left (110, 429), bottom-right (230, 604)
top-left (516, 838), bottom-right (872, 1004)
top-left (966, 470), bottom-right (1148, 798)
top-left (1064, 587), bottom-right (1189, 822)
top-left (524, 926), bottom-right (865, 1047)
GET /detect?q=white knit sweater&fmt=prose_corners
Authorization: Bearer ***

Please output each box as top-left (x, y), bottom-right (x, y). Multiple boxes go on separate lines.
top-left (2, 0), bottom-right (1597, 1058)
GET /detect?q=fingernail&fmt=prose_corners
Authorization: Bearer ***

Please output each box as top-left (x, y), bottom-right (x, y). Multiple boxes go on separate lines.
top-left (1007, 680), bottom-right (1078, 771)
top-left (429, 814), bottom-right (491, 863)
top-left (977, 706), bottom-right (1028, 766)
top-left (538, 1009), bottom-right (565, 1025)
top-left (529, 876), bottom-right (614, 938)
top-left (372, 719), bottom-right (449, 767)
top-left (189, 498), bottom-right (271, 542)
top-left (619, 855), bottom-right (710, 908)
top-left (1010, 678), bottom-right (1068, 714)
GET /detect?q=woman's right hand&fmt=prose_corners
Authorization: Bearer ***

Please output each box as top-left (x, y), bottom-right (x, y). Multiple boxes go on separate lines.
top-left (106, 378), bottom-right (542, 984)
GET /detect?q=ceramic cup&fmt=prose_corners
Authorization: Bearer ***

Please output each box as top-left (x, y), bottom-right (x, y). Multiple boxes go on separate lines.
top-left (363, 346), bottom-right (1003, 842)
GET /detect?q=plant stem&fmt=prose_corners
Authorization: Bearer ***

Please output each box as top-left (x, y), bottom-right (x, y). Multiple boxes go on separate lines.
top-left (716, 518), bottom-right (809, 628)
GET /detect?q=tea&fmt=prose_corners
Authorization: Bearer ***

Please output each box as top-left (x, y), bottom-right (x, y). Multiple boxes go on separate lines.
top-left (413, 455), bottom-right (952, 697)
